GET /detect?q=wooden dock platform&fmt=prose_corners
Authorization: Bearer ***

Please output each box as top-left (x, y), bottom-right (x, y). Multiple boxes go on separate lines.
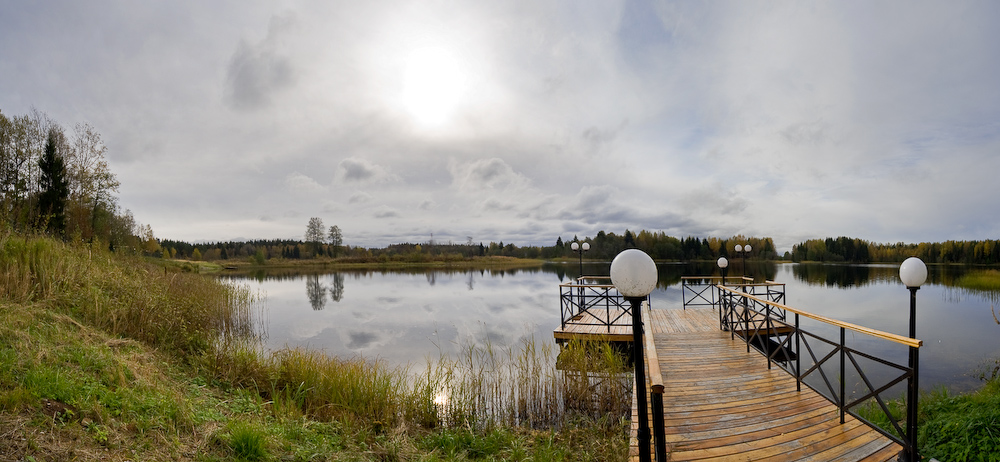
top-left (628, 307), bottom-right (902, 461)
top-left (552, 309), bottom-right (633, 342)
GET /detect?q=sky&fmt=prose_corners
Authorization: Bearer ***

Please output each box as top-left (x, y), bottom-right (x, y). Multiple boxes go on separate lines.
top-left (3, 1), bottom-right (1000, 252)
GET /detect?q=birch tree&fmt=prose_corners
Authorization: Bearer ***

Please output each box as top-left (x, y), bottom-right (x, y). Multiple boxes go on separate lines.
top-left (305, 217), bottom-right (325, 255)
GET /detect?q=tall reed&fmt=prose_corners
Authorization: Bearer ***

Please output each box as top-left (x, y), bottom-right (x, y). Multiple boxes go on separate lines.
top-left (0, 232), bottom-right (265, 356)
top-left (412, 336), bottom-right (631, 431)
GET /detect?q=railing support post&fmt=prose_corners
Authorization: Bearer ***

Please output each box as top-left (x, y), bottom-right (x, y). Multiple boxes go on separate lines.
top-left (560, 286), bottom-right (568, 329)
top-left (652, 392), bottom-right (666, 462)
top-left (718, 283), bottom-right (725, 330)
top-left (765, 304), bottom-right (772, 369)
top-left (605, 287), bottom-right (612, 333)
top-left (729, 293), bottom-right (736, 340)
top-left (795, 313), bottom-right (801, 392)
top-left (744, 298), bottom-right (751, 353)
top-left (840, 327), bottom-right (846, 424)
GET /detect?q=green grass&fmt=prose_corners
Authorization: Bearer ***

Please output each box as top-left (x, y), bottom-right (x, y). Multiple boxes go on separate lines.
top-left (0, 229), bottom-right (628, 461)
top-left (918, 380), bottom-right (1000, 462)
top-left (221, 421), bottom-right (271, 461)
top-left (956, 269), bottom-right (1000, 292)
top-left (856, 380), bottom-right (1000, 462)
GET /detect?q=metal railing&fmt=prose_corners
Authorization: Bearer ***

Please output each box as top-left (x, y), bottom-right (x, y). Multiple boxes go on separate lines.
top-left (681, 277), bottom-right (783, 309)
top-left (683, 278), bottom-right (786, 331)
top-left (717, 285), bottom-right (922, 459)
top-left (682, 276), bottom-right (744, 309)
top-left (559, 277), bottom-right (644, 331)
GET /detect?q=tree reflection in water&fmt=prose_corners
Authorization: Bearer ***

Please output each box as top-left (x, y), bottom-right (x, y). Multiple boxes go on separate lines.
top-left (306, 274), bottom-right (326, 310)
top-left (330, 273), bottom-right (344, 302)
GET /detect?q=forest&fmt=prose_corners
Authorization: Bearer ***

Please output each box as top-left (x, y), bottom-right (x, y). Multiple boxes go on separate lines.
top-left (791, 236), bottom-right (1000, 265)
top-left (164, 225), bottom-right (1000, 268)
top-left (160, 226), bottom-right (781, 264)
top-left (0, 108), bottom-right (153, 251)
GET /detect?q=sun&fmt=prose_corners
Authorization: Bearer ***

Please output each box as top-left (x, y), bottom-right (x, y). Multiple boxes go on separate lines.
top-left (401, 47), bottom-right (467, 127)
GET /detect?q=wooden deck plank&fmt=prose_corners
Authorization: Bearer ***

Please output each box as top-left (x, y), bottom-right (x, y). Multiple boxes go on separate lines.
top-left (630, 307), bottom-right (902, 462)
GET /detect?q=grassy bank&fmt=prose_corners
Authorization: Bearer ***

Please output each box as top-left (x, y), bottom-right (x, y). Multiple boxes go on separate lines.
top-left (0, 231), bottom-right (627, 461)
top-left (917, 380), bottom-right (1000, 461)
top-left (858, 377), bottom-right (1000, 461)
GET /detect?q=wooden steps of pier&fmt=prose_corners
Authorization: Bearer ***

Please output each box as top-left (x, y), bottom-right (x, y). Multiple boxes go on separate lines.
top-left (552, 309), bottom-right (633, 342)
top-left (630, 308), bottom-right (901, 462)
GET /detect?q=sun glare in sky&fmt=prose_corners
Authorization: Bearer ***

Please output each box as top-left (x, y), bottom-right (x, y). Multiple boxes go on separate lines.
top-left (400, 47), bottom-right (467, 127)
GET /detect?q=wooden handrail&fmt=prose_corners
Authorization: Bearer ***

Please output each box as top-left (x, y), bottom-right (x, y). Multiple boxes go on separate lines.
top-left (681, 276), bottom-right (783, 286)
top-left (718, 285), bottom-right (923, 348)
top-left (642, 301), bottom-right (664, 394)
top-left (560, 283), bottom-right (617, 289)
top-left (682, 276), bottom-right (754, 281)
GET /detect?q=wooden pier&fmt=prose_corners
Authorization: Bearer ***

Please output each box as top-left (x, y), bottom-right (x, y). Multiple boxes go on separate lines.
top-left (628, 307), bottom-right (901, 461)
top-left (555, 278), bottom-right (920, 462)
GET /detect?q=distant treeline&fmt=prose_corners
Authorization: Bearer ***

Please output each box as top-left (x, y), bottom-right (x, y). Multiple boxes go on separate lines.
top-left (1, 107), bottom-right (153, 252)
top-left (160, 229), bottom-right (780, 263)
top-left (166, 232), bottom-right (1000, 267)
top-left (791, 236), bottom-right (1000, 265)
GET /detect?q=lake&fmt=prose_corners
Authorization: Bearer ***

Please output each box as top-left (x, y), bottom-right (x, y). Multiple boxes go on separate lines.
top-left (220, 262), bottom-right (1000, 394)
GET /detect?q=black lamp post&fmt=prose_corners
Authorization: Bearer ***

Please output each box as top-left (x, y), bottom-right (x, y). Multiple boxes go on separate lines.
top-left (571, 241), bottom-right (590, 277)
top-left (611, 249), bottom-right (658, 462)
top-left (717, 256), bottom-right (729, 286)
top-left (899, 256), bottom-right (926, 462)
top-left (717, 256), bottom-right (730, 330)
top-left (734, 243), bottom-right (752, 279)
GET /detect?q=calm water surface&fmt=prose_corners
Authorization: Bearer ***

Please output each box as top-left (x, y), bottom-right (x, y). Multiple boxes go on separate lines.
top-left (221, 262), bottom-right (1000, 393)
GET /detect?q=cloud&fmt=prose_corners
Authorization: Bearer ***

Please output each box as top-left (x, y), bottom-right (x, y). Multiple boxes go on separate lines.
top-left (450, 157), bottom-right (528, 192)
top-left (338, 157), bottom-right (398, 183)
top-left (581, 121), bottom-right (628, 156)
top-left (283, 172), bottom-right (326, 194)
top-left (5, 1), bottom-right (1000, 250)
top-left (346, 331), bottom-right (379, 350)
top-left (373, 206), bottom-right (400, 219)
top-left (224, 14), bottom-right (297, 111)
top-left (349, 191), bottom-right (373, 204)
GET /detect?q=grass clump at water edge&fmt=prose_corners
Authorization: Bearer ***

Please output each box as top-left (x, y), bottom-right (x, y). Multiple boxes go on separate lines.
top-left (0, 230), bottom-right (629, 460)
top-left (956, 269), bottom-right (1000, 292)
top-left (857, 378), bottom-right (1000, 462)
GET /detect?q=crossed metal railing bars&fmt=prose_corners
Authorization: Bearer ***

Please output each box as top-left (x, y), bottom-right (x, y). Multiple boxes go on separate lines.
top-left (681, 276), bottom-right (785, 310)
top-left (716, 285), bottom-right (923, 461)
top-left (559, 276), bottom-right (647, 331)
top-left (682, 277), bottom-right (787, 332)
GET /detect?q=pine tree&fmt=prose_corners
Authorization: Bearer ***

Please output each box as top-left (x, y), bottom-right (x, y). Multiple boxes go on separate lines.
top-left (624, 230), bottom-right (635, 248)
top-left (37, 128), bottom-right (69, 235)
